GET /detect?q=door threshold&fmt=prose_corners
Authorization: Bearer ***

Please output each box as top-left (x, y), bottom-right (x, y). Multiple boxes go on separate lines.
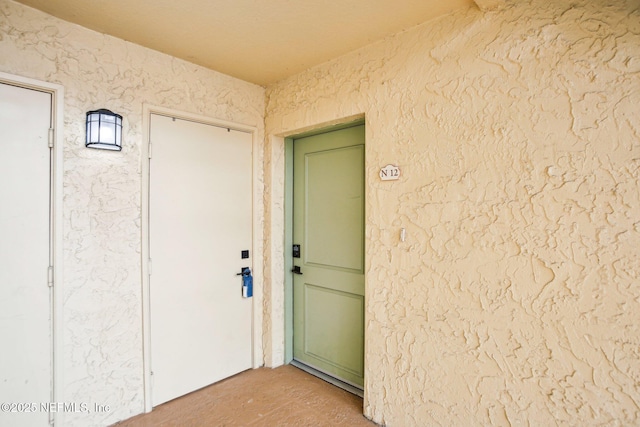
top-left (290, 359), bottom-right (363, 398)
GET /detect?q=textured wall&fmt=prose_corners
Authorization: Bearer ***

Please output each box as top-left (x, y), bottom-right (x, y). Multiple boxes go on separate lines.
top-left (0, 1), bottom-right (265, 425)
top-left (265, 0), bottom-right (640, 425)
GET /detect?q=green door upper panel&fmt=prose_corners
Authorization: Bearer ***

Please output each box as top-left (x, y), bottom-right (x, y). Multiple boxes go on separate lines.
top-left (305, 145), bottom-right (364, 272)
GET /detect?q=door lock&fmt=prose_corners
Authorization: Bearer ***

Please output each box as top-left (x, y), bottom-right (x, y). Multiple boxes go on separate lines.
top-left (292, 244), bottom-right (301, 258)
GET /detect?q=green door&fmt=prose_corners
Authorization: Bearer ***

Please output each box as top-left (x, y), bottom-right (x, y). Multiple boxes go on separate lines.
top-left (292, 124), bottom-right (365, 388)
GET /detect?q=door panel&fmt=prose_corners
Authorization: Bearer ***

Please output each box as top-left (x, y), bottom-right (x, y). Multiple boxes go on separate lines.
top-left (292, 124), bottom-right (365, 388)
top-left (149, 114), bottom-right (253, 406)
top-left (305, 146), bottom-right (364, 272)
top-left (0, 82), bottom-right (52, 426)
top-left (304, 285), bottom-right (364, 377)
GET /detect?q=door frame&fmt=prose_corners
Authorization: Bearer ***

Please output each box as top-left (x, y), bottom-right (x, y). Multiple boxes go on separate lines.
top-left (283, 116), bottom-right (366, 368)
top-left (141, 104), bottom-right (262, 412)
top-left (0, 72), bottom-right (64, 425)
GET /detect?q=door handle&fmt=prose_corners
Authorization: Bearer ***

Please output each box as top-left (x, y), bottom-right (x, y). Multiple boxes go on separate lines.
top-left (291, 266), bottom-right (303, 275)
top-left (236, 267), bottom-right (251, 276)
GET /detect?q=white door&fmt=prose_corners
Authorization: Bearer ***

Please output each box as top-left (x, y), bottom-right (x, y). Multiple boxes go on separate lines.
top-left (149, 114), bottom-right (253, 406)
top-left (0, 83), bottom-right (52, 426)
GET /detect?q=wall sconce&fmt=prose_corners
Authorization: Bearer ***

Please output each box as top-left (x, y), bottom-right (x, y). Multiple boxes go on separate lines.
top-left (86, 109), bottom-right (122, 151)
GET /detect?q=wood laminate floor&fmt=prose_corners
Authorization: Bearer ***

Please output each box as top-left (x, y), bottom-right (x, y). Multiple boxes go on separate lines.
top-left (113, 365), bottom-right (377, 426)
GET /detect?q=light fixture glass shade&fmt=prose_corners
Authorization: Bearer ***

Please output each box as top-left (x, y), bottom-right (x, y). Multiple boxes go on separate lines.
top-left (86, 109), bottom-right (122, 151)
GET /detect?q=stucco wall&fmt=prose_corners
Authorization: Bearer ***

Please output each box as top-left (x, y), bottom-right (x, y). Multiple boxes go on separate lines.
top-left (265, 0), bottom-right (640, 425)
top-left (0, 1), bottom-right (265, 425)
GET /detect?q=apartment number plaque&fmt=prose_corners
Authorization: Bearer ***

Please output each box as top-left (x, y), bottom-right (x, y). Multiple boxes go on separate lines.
top-left (379, 164), bottom-right (400, 181)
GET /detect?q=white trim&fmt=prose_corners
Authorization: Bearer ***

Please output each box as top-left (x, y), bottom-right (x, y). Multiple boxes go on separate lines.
top-left (0, 71), bottom-right (64, 426)
top-left (141, 107), bottom-right (152, 413)
top-left (141, 104), bottom-right (262, 413)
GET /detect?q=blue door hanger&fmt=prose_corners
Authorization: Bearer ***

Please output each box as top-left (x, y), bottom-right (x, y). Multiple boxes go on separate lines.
top-left (240, 267), bottom-right (253, 298)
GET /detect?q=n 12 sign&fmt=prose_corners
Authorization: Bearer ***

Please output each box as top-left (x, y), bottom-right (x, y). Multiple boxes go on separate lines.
top-left (379, 164), bottom-right (400, 181)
